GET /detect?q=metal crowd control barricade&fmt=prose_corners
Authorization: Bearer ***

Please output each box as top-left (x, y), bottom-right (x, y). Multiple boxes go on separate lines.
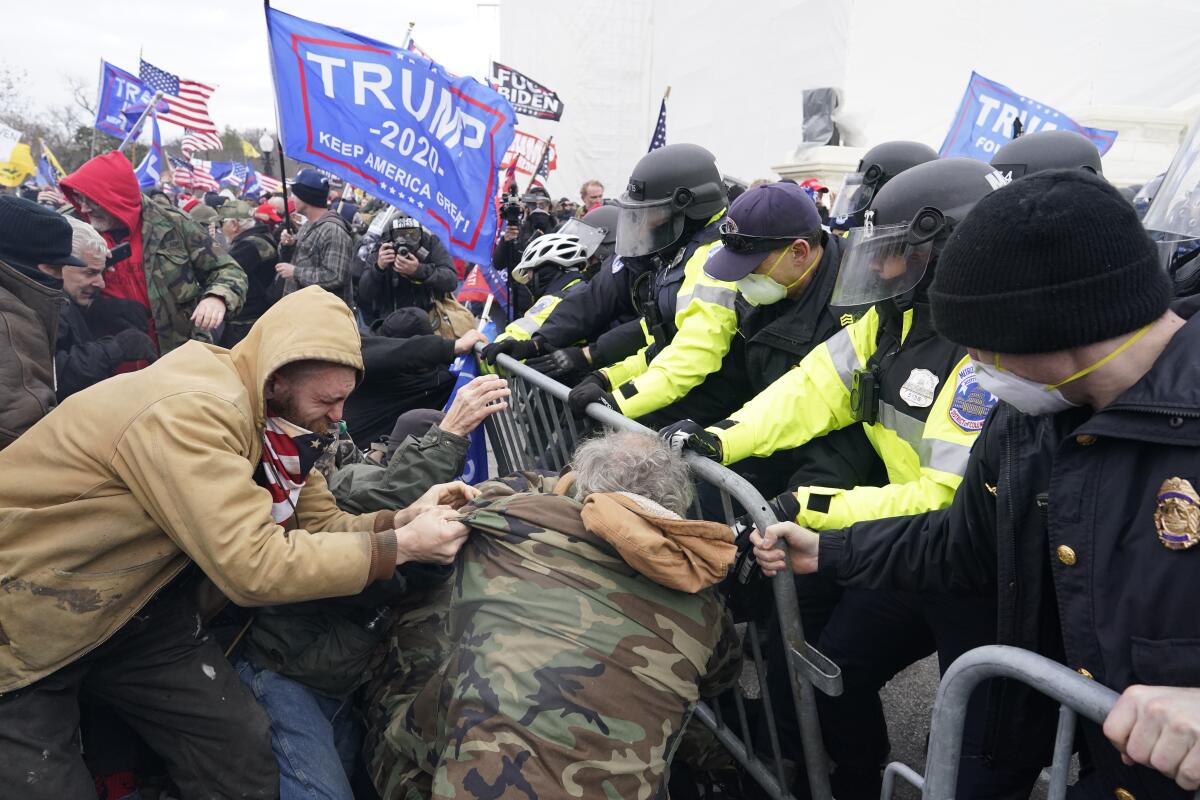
top-left (883, 645), bottom-right (1200, 800)
top-left (481, 347), bottom-right (843, 800)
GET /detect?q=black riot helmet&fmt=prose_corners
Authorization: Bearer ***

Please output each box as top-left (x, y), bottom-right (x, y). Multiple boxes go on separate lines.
top-left (830, 140), bottom-right (939, 221)
top-left (991, 130), bottom-right (1103, 181)
top-left (831, 157), bottom-right (1007, 307)
top-left (615, 143), bottom-right (727, 258)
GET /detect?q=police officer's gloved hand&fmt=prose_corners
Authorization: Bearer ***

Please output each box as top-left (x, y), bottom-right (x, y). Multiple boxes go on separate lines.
top-left (768, 491), bottom-right (802, 523)
top-left (658, 419), bottom-right (723, 462)
top-left (566, 372), bottom-right (616, 417)
top-left (526, 346), bottom-right (589, 380)
top-left (481, 337), bottom-right (542, 365)
top-left (109, 328), bottom-right (159, 363)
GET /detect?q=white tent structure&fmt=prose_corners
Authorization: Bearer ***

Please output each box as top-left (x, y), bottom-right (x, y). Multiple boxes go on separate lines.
top-left (499, 0), bottom-right (1200, 196)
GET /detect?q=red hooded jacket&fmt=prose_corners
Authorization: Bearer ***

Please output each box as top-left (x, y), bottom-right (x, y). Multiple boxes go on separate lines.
top-left (60, 152), bottom-right (155, 342)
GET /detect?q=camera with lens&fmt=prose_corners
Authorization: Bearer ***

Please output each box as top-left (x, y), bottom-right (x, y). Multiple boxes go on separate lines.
top-left (500, 193), bottom-right (523, 227)
top-left (381, 215), bottom-right (423, 260)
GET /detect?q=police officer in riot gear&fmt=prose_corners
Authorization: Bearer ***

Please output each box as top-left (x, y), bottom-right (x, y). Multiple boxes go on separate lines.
top-left (829, 140), bottom-right (939, 230)
top-left (482, 145), bottom-right (729, 400)
top-left (564, 144), bottom-right (751, 423)
top-left (990, 128), bottom-right (1103, 181)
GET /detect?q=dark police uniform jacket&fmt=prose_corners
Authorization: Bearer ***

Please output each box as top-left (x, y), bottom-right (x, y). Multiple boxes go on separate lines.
top-left (819, 297), bottom-right (1200, 799)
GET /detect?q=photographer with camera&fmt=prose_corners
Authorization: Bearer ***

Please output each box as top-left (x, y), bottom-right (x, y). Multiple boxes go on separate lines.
top-left (492, 185), bottom-right (559, 318)
top-left (356, 209), bottom-right (457, 328)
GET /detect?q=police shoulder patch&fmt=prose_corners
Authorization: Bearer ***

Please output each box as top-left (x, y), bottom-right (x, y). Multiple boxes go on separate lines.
top-left (949, 363), bottom-right (997, 433)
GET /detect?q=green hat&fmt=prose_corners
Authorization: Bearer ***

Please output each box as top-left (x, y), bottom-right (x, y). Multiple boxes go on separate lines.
top-left (217, 200), bottom-right (254, 221)
top-left (189, 205), bottom-right (219, 224)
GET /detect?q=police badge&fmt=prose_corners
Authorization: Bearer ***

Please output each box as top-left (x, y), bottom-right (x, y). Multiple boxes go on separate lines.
top-left (899, 368), bottom-right (939, 408)
top-left (1154, 477), bottom-right (1200, 550)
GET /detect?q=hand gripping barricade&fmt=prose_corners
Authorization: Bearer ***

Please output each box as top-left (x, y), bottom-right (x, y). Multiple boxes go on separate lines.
top-left (882, 645), bottom-right (1200, 800)
top-left (480, 345), bottom-right (844, 800)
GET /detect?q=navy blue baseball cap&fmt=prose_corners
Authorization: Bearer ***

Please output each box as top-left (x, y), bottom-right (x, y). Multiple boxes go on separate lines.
top-left (705, 181), bottom-right (822, 281)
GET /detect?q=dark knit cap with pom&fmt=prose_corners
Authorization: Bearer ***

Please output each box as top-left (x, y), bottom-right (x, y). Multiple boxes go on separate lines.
top-left (930, 168), bottom-right (1171, 354)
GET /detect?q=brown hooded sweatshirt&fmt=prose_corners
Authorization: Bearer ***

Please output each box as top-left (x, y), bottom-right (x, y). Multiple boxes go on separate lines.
top-left (0, 287), bottom-right (395, 692)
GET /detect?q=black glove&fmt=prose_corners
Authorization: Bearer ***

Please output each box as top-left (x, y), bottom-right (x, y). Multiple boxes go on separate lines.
top-left (657, 419), bottom-right (723, 462)
top-left (768, 491), bottom-right (802, 523)
top-left (110, 328), bottom-right (159, 363)
top-left (566, 372), bottom-right (616, 417)
top-left (525, 346), bottom-right (589, 379)
top-left (481, 337), bottom-right (542, 365)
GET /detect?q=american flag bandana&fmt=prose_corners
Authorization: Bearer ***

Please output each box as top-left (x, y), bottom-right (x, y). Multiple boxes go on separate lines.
top-left (258, 417), bottom-right (328, 524)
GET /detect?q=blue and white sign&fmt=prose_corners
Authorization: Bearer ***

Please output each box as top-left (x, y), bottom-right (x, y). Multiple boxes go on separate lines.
top-left (940, 72), bottom-right (1117, 163)
top-left (94, 61), bottom-right (157, 139)
top-left (265, 7), bottom-right (516, 265)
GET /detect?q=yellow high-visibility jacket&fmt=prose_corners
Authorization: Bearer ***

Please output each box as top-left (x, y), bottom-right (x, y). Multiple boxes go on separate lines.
top-left (708, 304), bottom-right (996, 530)
top-left (601, 239), bottom-right (738, 419)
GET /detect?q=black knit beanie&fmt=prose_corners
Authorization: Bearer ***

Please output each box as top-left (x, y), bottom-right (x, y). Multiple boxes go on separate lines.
top-left (930, 168), bottom-right (1170, 354)
top-left (289, 182), bottom-right (328, 208)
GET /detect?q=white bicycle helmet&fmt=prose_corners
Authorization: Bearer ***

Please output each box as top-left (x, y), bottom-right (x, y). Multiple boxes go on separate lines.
top-left (512, 233), bottom-right (589, 284)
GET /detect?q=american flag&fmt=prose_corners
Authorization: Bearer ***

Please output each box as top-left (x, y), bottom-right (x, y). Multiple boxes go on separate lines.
top-left (648, 97), bottom-right (668, 152)
top-left (168, 156), bottom-right (194, 189)
top-left (139, 59), bottom-right (218, 133)
top-left (257, 172), bottom-right (282, 194)
top-left (181, 129), bottom-right (223, 158)
top-left (188, 158), bottom-right (220, 192)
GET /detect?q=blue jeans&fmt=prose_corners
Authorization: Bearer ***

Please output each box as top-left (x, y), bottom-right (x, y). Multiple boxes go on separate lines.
top-left (236, 661), bottom-right (361, 800)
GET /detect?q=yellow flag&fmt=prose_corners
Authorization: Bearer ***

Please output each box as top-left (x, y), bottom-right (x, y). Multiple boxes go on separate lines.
top-left (241, 139), bottom-right (261, 158)
top-left (0, 144), bottom-right (36, 187)
top-left (40, 140), bottom-right (65, 178)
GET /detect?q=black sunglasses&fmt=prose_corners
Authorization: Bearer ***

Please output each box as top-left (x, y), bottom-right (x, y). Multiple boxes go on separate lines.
top-left (719, 221), bottom-right (803, 255)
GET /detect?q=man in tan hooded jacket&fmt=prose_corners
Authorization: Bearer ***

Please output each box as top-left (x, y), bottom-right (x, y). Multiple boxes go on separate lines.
top-left (0, 286), bottom-right (472, 798)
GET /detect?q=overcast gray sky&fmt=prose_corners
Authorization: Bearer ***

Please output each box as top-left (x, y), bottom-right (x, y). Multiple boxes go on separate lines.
top-left (3, 0), bottom-right (498, 132)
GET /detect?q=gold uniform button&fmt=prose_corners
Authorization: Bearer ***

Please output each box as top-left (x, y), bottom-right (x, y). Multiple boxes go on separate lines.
top-left (1077, 667), bottom-right (1094, 680)
top-left (1057, 545), bottom-right (1077, 566)
top-left (1076, 434), bottom-right (1098, 446)
top-left (1115, 788), bottom-right (1135, 800)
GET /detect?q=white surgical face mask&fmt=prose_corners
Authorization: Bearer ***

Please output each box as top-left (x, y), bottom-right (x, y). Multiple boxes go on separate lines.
top-left (737, 272), bottom-right (788, 306)
top-left (970, 359), bottom-right (1079, 416)
top-left (736, 247), bottom-right (816, 306)
top-left (970, 324), bottom-right (1152, 416)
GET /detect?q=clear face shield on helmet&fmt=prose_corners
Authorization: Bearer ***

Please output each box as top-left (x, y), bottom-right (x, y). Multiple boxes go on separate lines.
top-left (614, 188), bottom-right (692, 258)
top-left (830, 208), bottom-right (943, 307)
top-left (1142, 120), bottom-right (1200, 289)
top-left (829, 166), bottom-right (882, 220)
top-left (555, 218), bottom-right (606, 258)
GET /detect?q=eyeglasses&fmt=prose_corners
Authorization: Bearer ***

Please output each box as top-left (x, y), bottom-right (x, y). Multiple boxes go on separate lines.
top-left (718, 220), bottom-right (804, 255)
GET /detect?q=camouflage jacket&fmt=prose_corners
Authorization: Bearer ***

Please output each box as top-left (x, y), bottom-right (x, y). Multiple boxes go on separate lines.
top-left (141, 199), bottom-right (247, 353)
top-left (364, 472), bottom-right (740, 800)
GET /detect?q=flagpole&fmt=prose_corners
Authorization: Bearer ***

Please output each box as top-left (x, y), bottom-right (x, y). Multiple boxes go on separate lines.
top-left (524, 135), bottom-right (553, 195)
top-left (262, 0), bottom-right (295, 233)
top-left (402, 21), bottom-right (416, 50)
top-left (116, 91), bottom-right (164, 153)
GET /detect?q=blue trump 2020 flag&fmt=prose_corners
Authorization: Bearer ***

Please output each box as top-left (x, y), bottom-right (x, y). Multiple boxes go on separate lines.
top-left (265, 7), bottom-right (516, 265)
top-left (134, 110), bottom-right (165, 189)
top-left (442, 319), bottom-right (499, 485)
top-left (940, 72), bottom-right (1118, 167)
top-left (94, 61), bottom-right (157, 140)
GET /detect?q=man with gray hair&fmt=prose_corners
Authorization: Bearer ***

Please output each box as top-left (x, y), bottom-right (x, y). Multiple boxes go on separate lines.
top-left (364, 431), bottom-right (742, 800)
top-left (49, 217), bottom-right (158, 399)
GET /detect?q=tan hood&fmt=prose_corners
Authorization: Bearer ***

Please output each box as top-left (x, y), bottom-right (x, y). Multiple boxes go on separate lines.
top-left (229, 286), bottom-right (363, 426)
top-left (581, 492), bottom-right (736, 593)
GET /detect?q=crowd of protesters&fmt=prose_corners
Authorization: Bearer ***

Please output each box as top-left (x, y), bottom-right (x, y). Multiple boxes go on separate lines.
top-left (3, 125), bottom-right (1200, 800)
